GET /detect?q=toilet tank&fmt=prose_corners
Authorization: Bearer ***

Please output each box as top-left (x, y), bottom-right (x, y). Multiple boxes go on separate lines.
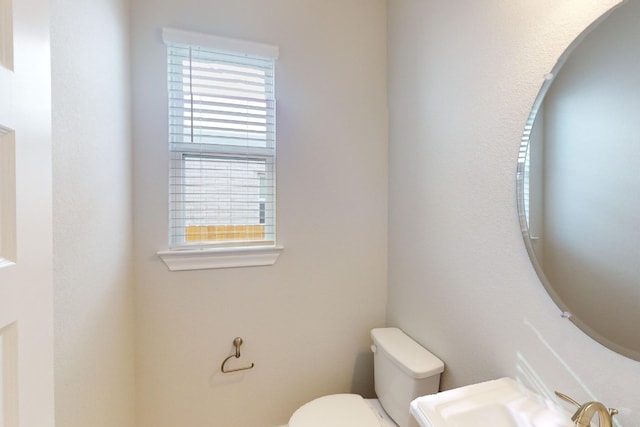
top-left (371, 328), bottom-right (444, 427)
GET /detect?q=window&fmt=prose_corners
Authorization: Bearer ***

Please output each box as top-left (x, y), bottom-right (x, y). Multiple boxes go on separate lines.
top-left (165, 29), bottom-right (277, 248)
top-left (159, 29), bottom-right (282, 270)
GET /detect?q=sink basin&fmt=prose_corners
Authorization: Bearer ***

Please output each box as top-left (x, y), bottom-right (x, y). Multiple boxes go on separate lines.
top-left (410, 377), bottom-right (573, 427)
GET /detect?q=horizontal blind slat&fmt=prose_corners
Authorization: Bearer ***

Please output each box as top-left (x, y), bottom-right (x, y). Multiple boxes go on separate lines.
top-left (169, 97), bottom-right (273, 114)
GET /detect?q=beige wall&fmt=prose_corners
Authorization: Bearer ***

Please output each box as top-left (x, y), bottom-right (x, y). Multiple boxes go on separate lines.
top-left (131, 1), bottom-right (388, 426)
top-left (51, 0), bottom-right (136, 426)
top-left (387, 0), bottom-right (640, 425)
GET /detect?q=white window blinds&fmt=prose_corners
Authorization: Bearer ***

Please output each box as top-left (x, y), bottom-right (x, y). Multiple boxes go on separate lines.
top-left (164, 30), bottom-right (278, 249)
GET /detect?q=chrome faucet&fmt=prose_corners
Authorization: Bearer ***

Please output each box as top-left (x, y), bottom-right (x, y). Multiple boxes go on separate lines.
top-left (555, 391), bottom-right (618, 427)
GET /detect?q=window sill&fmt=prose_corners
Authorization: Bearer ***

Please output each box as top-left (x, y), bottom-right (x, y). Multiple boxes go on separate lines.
top-left (0, 258), bottom-right (15, 269)
top-left (157, 245), bottom-right (283, 271)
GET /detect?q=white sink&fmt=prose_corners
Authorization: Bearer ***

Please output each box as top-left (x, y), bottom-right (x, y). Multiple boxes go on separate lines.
top-left (410, 377), bottom-right (573, 427)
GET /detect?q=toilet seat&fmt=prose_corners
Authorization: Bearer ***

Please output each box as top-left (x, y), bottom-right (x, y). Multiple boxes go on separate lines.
top-left (289, 394), bottom-right (396, 427)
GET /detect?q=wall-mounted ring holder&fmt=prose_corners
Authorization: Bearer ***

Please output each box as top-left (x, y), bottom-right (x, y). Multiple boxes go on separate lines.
top-left (220, 337), bottom-right (255, 374)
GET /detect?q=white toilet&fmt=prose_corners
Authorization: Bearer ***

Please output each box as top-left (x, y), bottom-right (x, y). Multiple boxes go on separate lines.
top-left (288, 327), bottom-right (444, 427)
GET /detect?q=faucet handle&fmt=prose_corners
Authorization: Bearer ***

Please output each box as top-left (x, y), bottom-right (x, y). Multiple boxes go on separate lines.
top-left (554, 391), bottom-right (581, 408)
top-left (555, 391), bottom-right (618, 424)
top-left (555, 391), bottom-right (584, 424)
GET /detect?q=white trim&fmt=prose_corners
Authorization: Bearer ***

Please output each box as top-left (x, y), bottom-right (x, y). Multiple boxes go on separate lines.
top-left (0, 127), bottom-right (16, 266)
top-left (158, 245), bottom-right (283, 271)
top-left (162, 28), bottom-right (279, 59)
top-left (0, 0), bottom-right (14, 71)
top-left (0, 258), bottom-right (14, 269)
top-left (0, 322), bottom-right (18, 426)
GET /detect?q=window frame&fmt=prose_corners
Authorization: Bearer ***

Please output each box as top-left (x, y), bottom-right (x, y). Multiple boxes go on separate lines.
top-left (158, 28), bottom-right (283, 271)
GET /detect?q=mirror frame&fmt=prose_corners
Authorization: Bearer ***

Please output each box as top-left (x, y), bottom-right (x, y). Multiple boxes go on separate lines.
top-left (515, 0), bottom-right (640, 362)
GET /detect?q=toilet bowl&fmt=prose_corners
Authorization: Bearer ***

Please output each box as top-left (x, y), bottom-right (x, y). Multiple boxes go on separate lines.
top-left (288, 328), bottom-right (444, 427)
top-left (289, 394), bottom-right (397, 427)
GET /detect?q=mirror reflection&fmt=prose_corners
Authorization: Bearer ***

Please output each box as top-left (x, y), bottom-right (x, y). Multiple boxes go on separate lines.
top-left (518, 0), bottom-right (640, 360)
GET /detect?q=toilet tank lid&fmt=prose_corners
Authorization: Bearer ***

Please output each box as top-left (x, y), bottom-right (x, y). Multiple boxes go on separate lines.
top-left (371, 328), bottom-right (444, 379)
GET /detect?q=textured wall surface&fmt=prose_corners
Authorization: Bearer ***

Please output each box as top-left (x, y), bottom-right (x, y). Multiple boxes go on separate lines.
top-left (387, 1), bottom-right (640, 425)
top-left (131, 1), bottom-right (388, 426)
top-left (51, 0), bottom-right (136, 426)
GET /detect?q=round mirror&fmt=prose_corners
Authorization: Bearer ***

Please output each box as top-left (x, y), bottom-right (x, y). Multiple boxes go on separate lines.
top-left (517, 0), bottom-right (640, 360)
